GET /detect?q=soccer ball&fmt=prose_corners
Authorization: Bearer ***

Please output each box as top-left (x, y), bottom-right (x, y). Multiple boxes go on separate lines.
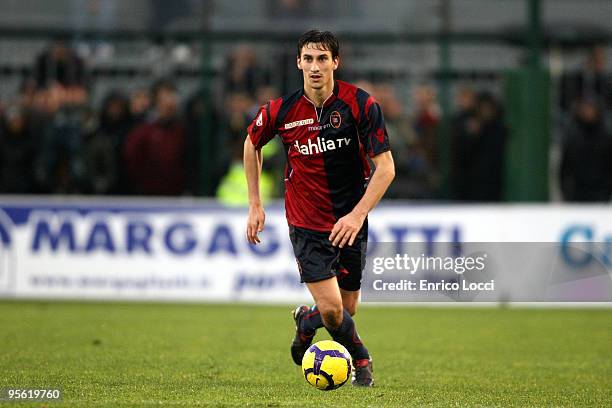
top-left (301, 340), bottom-right (352, 391)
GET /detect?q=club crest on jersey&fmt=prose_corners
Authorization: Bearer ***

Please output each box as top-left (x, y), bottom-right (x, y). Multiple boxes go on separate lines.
top-left (330, 111), bottom-right (342, 128)
top-left (284, 118), bottom-right (314, 130)
top-left (256, 112), bottom-right (263, 127)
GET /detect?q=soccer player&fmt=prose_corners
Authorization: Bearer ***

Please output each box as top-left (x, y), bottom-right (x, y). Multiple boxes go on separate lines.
top-left (244, 30), bottom-right (395, 387)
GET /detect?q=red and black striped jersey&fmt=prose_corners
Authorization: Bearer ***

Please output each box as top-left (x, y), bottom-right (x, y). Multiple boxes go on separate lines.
top-left (247, 80), bottom-right (391, 232)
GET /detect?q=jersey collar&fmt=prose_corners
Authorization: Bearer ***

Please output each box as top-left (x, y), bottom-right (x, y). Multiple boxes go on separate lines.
top-left (300, 81), bottom-right (339, 107)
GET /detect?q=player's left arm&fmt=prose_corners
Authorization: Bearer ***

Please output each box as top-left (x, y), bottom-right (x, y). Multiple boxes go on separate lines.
top-left (329, 151), bottom-right (395, 248)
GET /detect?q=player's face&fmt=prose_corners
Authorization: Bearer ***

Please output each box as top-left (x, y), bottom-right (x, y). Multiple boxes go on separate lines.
top-left (297, 43), bottom-right (338, 90)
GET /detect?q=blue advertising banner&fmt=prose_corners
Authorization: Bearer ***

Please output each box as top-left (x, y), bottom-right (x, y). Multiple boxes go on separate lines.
top-left (0, 197), bottom-right (610, 302)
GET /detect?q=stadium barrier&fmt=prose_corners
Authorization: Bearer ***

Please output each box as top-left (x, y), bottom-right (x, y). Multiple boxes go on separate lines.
top-left (0, 197), bottom-right (610, 303)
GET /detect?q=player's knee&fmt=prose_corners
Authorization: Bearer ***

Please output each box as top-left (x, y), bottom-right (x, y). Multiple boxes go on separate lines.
top-left (319, 304), bottom-right (343, 330)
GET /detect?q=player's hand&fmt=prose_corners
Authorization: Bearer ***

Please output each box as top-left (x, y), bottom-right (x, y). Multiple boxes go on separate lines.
top-left (329, 211), bottom-right (366, 248)
top-left (246, 204), bottom-right (265, 245)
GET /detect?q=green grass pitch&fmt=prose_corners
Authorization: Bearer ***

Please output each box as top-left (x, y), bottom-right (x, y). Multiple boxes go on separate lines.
top-left (0, 301), bottom-right (610, 407)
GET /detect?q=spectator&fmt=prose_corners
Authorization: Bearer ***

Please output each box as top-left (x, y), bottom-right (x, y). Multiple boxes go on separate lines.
top-left (223, 46), bottom-right (260, 97)
top-left (247, 85), bottom-right (279, 120)
top-left (18, 77), bottom-right (38, 112)
top-left (183, 89), bottom-right (223, 196)
top-left (216, 85), bottom-right (282, 205)
top-left (0, 104), bottom-right (38, 193)
top-left (450, 86), bottom-right (478, 200)
top-left (411, 84), bottom-right (440, 170)
top-left (560, 45), bottom-right (611, 113)
top-left (129, 88), bottom-right (152, 125)
top-left (34, 40), bottom-right (87, 89)
top-left (452, 92), bottom-right (507, 202)
top-left (249, 85), bottom-right (283, 195)
top-left (560, 98), bottom-right (612, 202)
top-left (374, 83), bottom-right (430, 199)
top-left (36, 83), bottom-right (89, 194)
top-left (83, 90), bottom-right (132, 194)
top-left (123, 79), bottom-right (186, 195)
top-left (216, 137), bottom-right (274, 207)
top-left (219, 91), bottom-right (255, 185)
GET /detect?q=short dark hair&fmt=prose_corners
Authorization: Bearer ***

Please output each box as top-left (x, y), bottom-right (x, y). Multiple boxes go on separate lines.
top-left (297, 30), bottom-right (339, 59)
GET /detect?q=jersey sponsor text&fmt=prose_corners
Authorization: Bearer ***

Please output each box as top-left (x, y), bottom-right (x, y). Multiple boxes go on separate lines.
top-left (284, 118), bottom-right (314, 130)
top-left (293, 136), bottom-right (351, 155)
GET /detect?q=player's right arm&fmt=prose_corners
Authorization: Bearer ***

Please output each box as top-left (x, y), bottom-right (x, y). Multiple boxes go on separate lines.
top-left (244, 102), bottom-right (277, 244)
top-left (244, 135), bottom-right (265, 244)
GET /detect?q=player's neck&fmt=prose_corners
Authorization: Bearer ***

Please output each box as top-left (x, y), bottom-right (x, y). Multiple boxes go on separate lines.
top-left (303, 82), bottom-right (334, 107)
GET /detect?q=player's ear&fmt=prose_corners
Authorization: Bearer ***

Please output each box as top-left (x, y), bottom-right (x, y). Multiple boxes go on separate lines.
top-left (333, 56), bottom-right (339, 71)
top-left (296, 56), bottom-right (302, 70)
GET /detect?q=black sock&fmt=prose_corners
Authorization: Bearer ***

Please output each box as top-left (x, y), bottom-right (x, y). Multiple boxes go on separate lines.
top-left (299, 305), bottom-right (324, 335)
top-left (326, 309), bottom-right (369, 361)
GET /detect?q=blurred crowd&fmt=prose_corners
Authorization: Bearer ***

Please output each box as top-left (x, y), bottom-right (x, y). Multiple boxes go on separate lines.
top-left (0, 41), bottom-right (202, 197)
top-left (0, 41), bottom-right (610, 202)
top-left (558, 45), bottom-right (612, 202)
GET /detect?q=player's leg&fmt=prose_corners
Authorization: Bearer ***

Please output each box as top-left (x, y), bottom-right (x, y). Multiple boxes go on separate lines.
top-left (293, 305), bottom-right (322, 335)
top-left (288, 223), bottom-right (372, 387)
top-left (289, 225), bottom-right (337, 365)
top-left (306, 277), bottom-right (372, 387)
top-left (305, 278), bottom-right (344, 329)
top-left (295, 285), bottom-right (356, 338)
top-left (336, 219), bottom-right (374, 386)
top-left (340, 288), bottom-right (359, 316)
top-left (337, 218), bottom-right (367, 317)
top-left (290, 304), bottom-right (317, 365)
top-left (336, 284), bottom-right (373, 386)
top-left (295, 282), bottom-right (357, 344)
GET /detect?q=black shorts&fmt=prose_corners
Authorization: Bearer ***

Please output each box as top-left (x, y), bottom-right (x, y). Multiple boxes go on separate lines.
top-left (288, 219), bottom-right (368, 291)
